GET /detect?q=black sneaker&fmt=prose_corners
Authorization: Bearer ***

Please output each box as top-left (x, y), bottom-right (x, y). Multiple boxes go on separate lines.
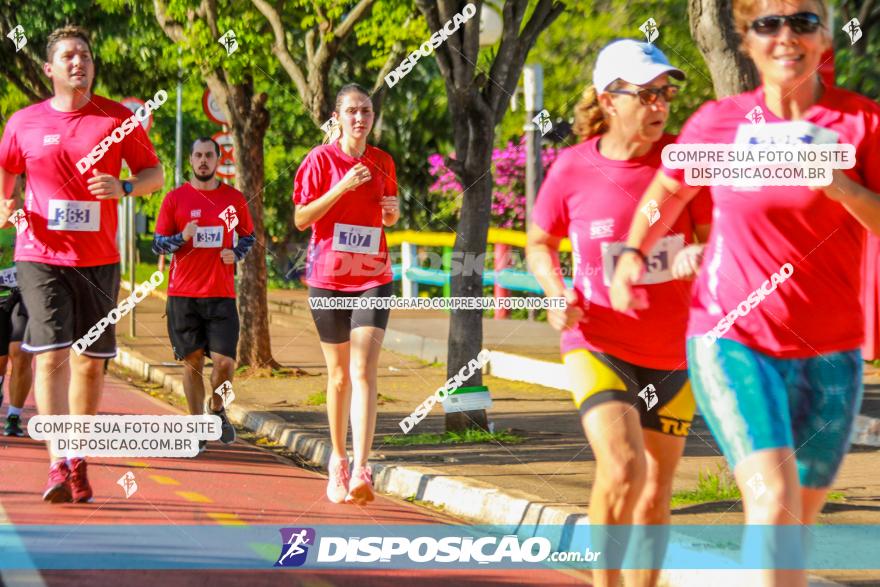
top-left (4, 414), bottom-right (23, 437)
top-left (210, 407), bottom-right (236, 444)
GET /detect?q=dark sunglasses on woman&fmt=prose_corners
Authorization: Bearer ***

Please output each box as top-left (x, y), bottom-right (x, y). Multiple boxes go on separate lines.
top-left (750, 12), bottom-right (822, 36)
top-left (607, 84), bottom-right (679, 106)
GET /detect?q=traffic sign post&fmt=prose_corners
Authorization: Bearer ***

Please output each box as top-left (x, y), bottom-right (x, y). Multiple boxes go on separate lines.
top-left (212, 131), bottom-right (236, 180)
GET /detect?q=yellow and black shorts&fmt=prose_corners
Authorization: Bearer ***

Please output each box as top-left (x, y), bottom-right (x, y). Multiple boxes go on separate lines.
top-left (563, 349), bottom-right (695, 437)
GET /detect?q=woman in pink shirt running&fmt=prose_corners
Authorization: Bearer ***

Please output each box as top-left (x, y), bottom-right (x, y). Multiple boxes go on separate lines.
top-left (528, 39), bottom-right (712, 587)
top-left (611, 1), bottom-right (880, 585)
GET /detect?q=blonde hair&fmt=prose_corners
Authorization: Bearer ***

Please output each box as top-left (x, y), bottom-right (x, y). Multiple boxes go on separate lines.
top-left (572, 80), bottom-right (627, 142)
top-left (732, 0), bottom-right (829, 38)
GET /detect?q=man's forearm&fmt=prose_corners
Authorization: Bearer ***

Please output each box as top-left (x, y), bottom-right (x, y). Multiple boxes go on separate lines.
top-left (128, 165), bottom-right (165, 198)
top-left (233, 233), bottom-right (256, 261)
top-left (152, 233), bottom-right (186, 254)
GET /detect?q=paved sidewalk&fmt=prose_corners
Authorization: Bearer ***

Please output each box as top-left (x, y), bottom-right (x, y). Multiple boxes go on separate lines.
top-left (114, 286), bottom-right (880, 586)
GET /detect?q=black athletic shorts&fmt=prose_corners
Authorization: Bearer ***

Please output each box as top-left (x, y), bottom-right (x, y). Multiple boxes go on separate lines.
top-left (308, 282), bottom-right (393, 344)
top-left (16, 262), bottom-right (120, 358)
top-left (166, 296), bottom-right (239, 361)
top-left (0, 288), bottom-right (28, 355)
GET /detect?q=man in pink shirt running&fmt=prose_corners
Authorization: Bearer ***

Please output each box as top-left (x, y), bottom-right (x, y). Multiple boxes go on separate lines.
top-left (0, 26), bottom-right (164, 503)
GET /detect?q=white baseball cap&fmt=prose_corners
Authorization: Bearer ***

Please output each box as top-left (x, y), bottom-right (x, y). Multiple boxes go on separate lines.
top-left (592, 39), bottom-right (685, 94)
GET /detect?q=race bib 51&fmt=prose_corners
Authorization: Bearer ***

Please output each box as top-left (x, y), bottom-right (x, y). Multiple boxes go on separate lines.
top-left (332, 223), bottom-right (380, 255)
top-left (193, 225), bottom-right (224, 248)
top-left (601, 234), bottom-right (685, 286)
top-left (47, 200), bottom-right (100, 232)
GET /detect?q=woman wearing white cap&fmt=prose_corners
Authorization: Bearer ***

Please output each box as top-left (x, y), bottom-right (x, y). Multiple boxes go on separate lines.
top-left (527, 39), bottom-right (712, 587)
top-left (611, 0), bottom-right (880, 584)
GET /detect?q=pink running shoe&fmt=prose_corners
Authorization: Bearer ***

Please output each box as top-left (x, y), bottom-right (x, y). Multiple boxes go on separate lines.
top-left (326, 455), bottom-right (350, 504)
top-left (345, 465), bottom-right (374, 505)
top-left (69, 458), bottom-right (93, 503)
top-left (42, 460), bottom-right (72, 503)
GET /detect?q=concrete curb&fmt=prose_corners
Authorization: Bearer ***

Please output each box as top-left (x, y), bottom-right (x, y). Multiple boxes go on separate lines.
top-left (112, 344), bottom-right (844, 586)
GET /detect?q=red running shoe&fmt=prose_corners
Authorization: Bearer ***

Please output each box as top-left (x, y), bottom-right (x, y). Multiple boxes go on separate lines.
top-left (69, 458), bottom-right (93, 503)
top-left (42, 460), bottom-right (72, 503)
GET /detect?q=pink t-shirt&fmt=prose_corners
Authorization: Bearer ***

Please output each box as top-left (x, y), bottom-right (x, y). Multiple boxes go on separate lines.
top-left (533, 134), bottom-right (713, 370)
top-left (664, 86), bottom-right (880, 358)
top-left (0, 96), bottom-right (160, 267)
top-left (293, 143), bottom-right (396, 292)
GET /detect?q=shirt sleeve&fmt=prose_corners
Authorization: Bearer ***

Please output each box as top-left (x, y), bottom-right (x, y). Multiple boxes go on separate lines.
top-left (293, 150), bottom-right (326, 206)
top-left (861, 108), bottom-right (880, 194)
top-left (0, 113), bottom-right (25, 175)
top-left (154, 192), bottom-right (177, 236)
top-left (383, 155), bottom-right (398, 197)
top-left (662, 101), bottom-right (715, 182)
top-left (235, 193), bottom-right (255, 236)
top-left (121, 121), bottom-right (160, 175)
top-left (531, 155), bottom-right (570, 238)
top-left (687, 187), bottom-right (714, 226)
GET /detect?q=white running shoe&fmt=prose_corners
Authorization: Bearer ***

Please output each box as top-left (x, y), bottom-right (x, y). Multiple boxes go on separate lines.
top-left (326, 455), bottom-right (350, 504)
top-left (345, 465), bottom-right (375, 505)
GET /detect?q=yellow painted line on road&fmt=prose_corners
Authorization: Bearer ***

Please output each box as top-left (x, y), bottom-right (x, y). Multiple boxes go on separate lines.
top-left (207, 512), bottom-right (247, 526)
top-left (175, 491), bottom-right (213, 503)
top-left (149, 475), bottom-right (180, 486)
top-left (125, 461), bottom-right (151, 468)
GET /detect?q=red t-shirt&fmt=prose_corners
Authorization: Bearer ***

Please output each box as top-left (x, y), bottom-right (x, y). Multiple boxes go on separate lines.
top-left (663, 86), bottom-right (880, 357)
top-left (293, 143), bottom-right (396, 291)
top-left (155, 182), bottom-right (254, 298)
top-left (0, 95), bottom-right (159, 267)
top-left (533, 134), bottom-right (713, 370)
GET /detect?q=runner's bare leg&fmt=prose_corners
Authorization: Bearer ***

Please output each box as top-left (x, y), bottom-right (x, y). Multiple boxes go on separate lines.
top-left (181, 349), bottom-right (206, 415)
top-left (320, 341), bottom-right (352, 459)
top-left (349, 326), bottom-right (383, 470)
top-left (208, 352), bottom-right (235, 412)
top-left (33, 349), bottom-right (70, 462)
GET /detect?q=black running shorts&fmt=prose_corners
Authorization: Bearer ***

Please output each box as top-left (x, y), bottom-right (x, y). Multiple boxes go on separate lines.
top-left (0, 289), bottom-right (28, 355)
top-left (16, 262), bottom-right (120, 358)
top-left (308, 282), bottom-right (393, 344)
top-left (166, 296), bottom-right (239, 361)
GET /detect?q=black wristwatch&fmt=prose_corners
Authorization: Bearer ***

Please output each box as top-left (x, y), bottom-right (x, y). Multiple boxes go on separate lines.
top-left (121, 180), bottom-right (134, 196)
top-left (620, 246), bottom-right (648, 264)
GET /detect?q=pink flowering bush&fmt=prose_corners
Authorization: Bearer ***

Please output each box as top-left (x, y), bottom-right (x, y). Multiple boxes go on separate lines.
top-left (428, 138), bottom-right (560, 231)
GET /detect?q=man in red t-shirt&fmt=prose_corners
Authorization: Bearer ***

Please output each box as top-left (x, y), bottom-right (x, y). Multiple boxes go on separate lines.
top-left (0, 26), bottom-right (164, 504)
top-left (153, 137), bottom-right (255, 451)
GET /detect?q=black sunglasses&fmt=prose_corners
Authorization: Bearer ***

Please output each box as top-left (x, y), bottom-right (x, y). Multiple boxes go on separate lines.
top-left (607, 84), bottom-right (679, 105)
top-left (750, 12), bottom-right (822, 36)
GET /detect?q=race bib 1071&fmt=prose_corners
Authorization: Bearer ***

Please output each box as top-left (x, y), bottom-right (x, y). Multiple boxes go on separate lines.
top-left (601, 234), bottom-right (685, 287)
top-left (193, 225), bottom-right (224, 248)
top-left (332, 223), bottom-right (380, 255)
top-left (47, 200), bottom-right (100, 232)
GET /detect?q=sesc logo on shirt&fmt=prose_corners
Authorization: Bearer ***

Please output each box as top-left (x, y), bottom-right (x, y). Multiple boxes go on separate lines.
top-left (43, 134), bottom-right (60, 146)
top-left (589, 218), bottom-right (614, 240)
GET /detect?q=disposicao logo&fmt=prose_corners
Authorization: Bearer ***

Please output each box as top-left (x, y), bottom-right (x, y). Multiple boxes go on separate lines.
top-left (274, 527), bottom-right (316, 567)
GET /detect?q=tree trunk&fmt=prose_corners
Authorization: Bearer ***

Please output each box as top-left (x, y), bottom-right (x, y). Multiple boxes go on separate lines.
top-left (445, 133), bottom-right (494, 432)
top-left (689, 0), bottom-right (759, 97)
top-left (207, 76), bottom-right (277, 369)
top-left (234, 112), bottom-right (277, 369)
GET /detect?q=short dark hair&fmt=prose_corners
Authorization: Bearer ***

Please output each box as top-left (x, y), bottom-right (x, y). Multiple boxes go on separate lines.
top-left (192, 137), bottom-right (220, 157)
top-left (46, 26), bottom-right (92, 62)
